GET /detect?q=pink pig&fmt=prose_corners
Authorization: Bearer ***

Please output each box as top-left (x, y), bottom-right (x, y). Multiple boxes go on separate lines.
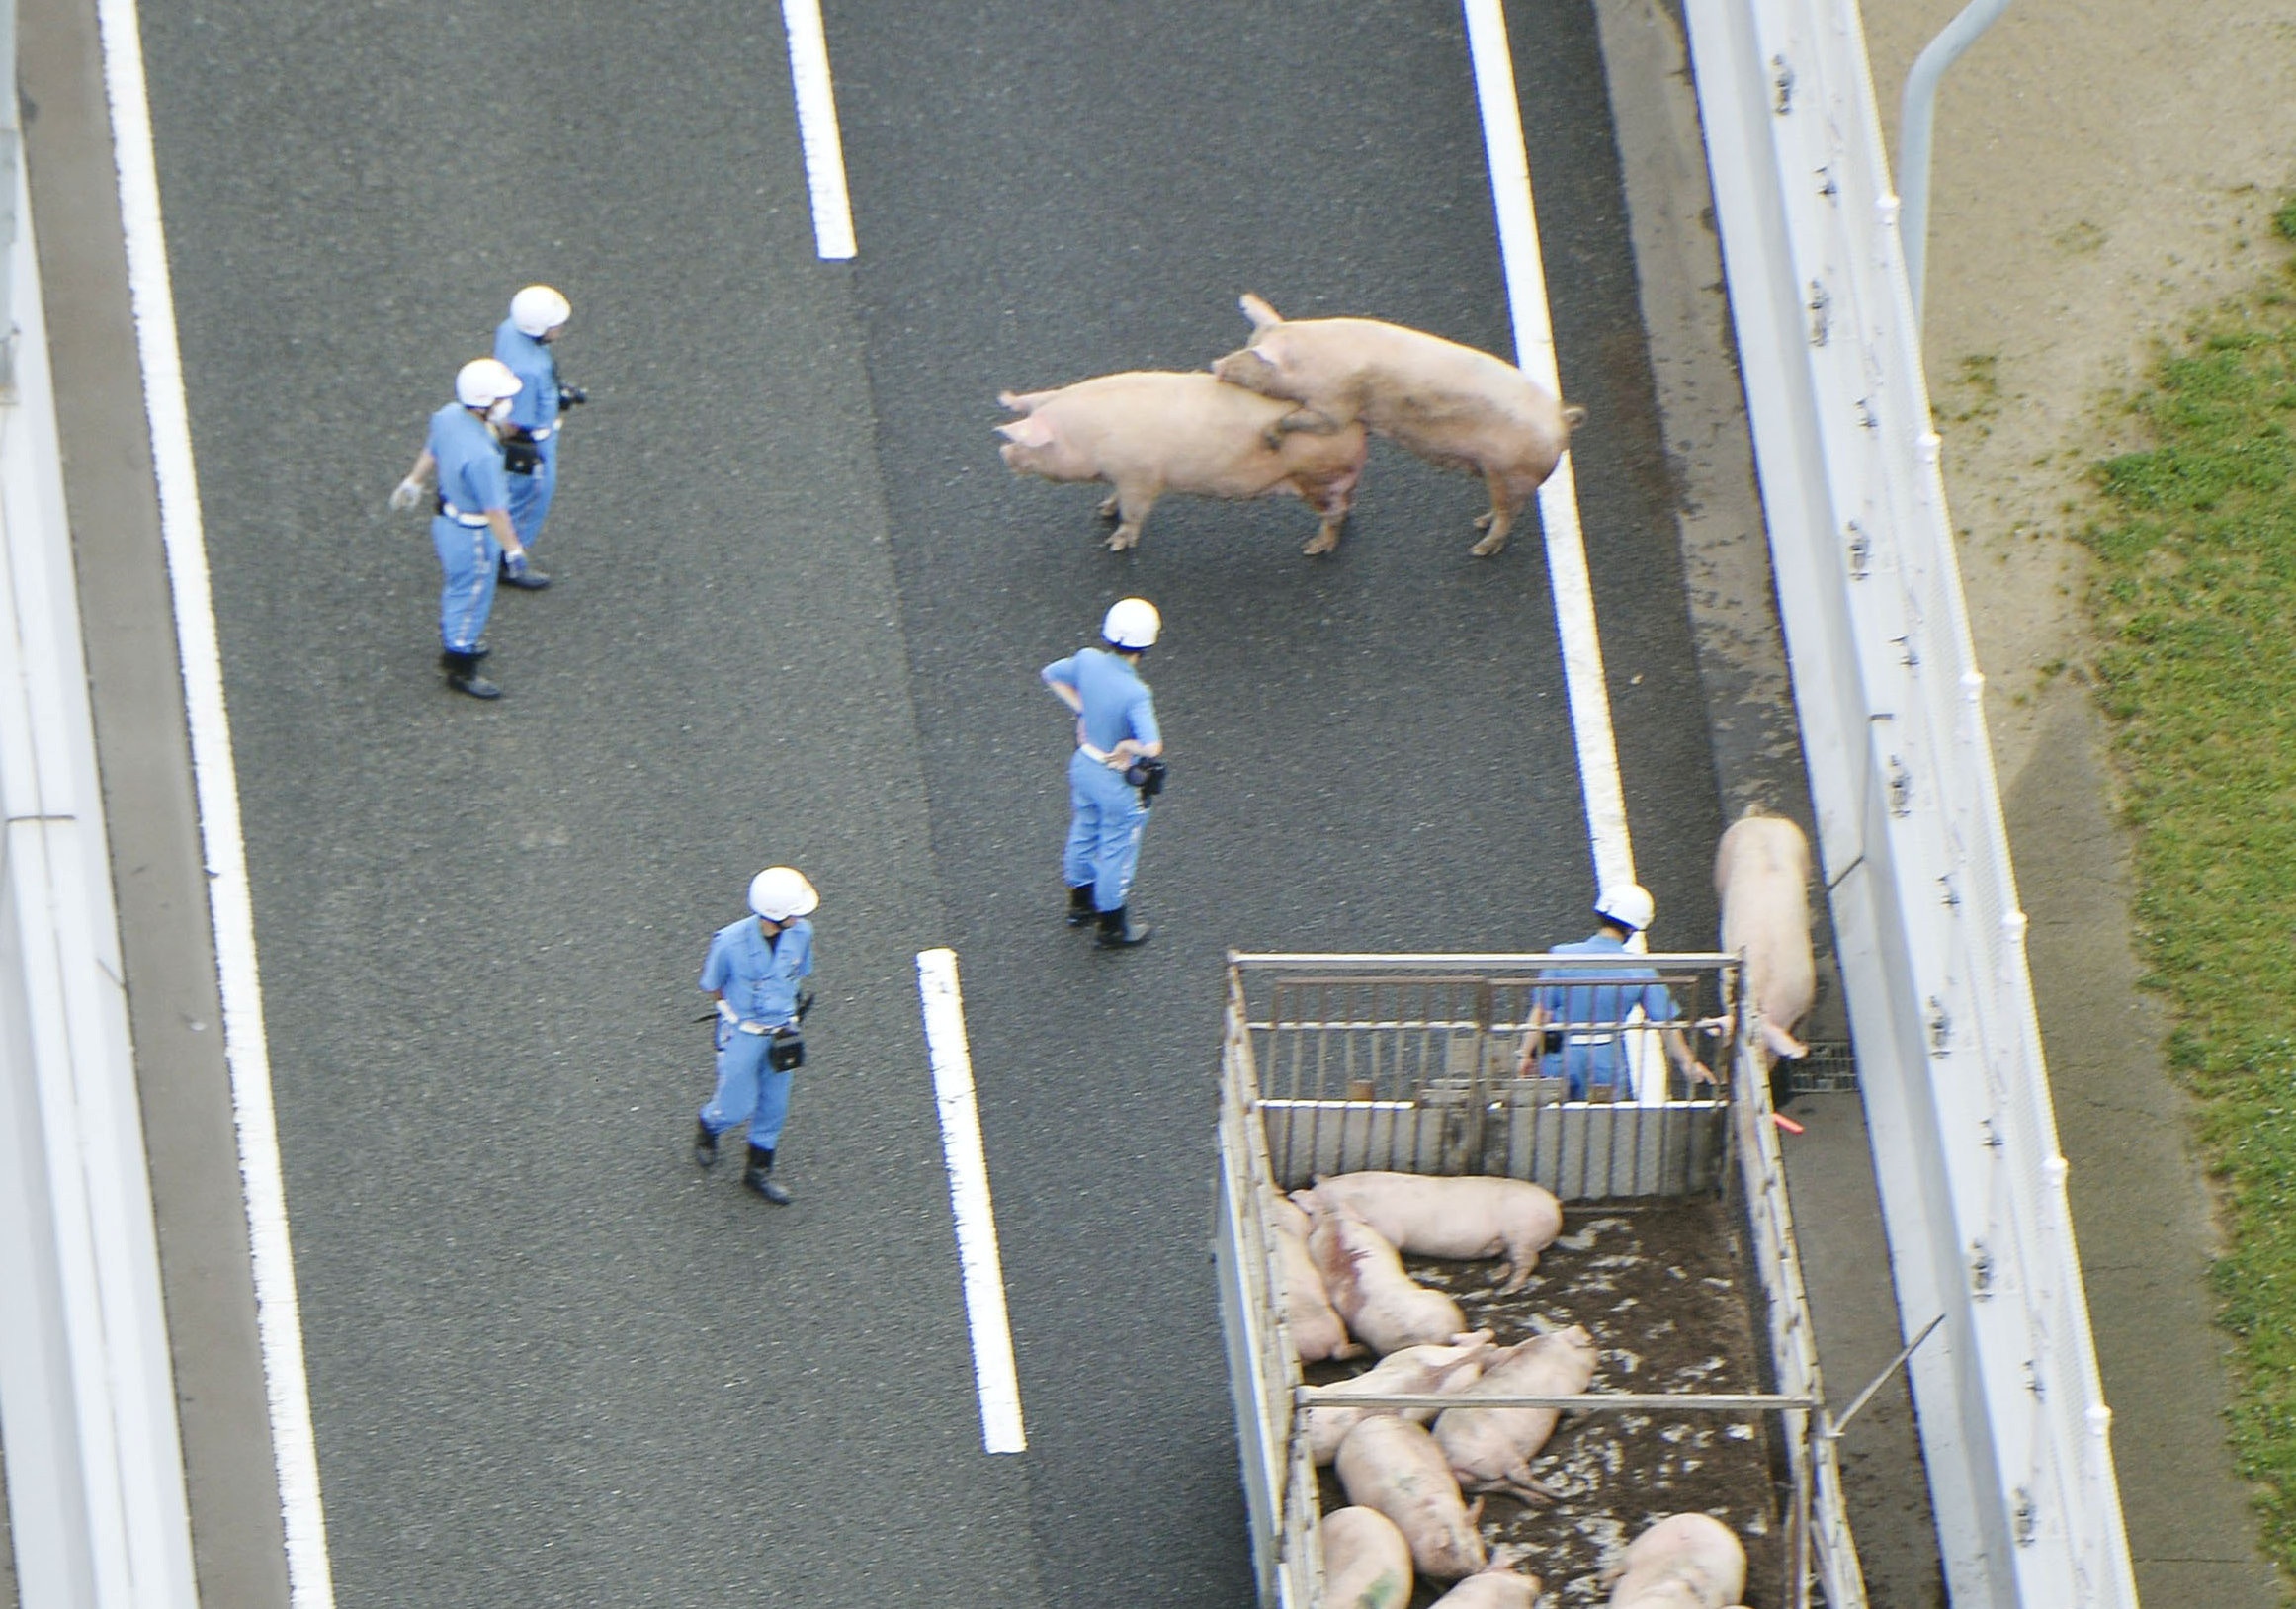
top-left (1210, 293), bottom-right (1583, 557)
top-left (1714, 807), bottom-right (1816, 1065)
top-left (995, 370), bottom-right (1367, 554)
top-left (1310, 1171), bottom-right (1563, 1294)
top-left (1603, 1512), bottom-right (1747, 1609)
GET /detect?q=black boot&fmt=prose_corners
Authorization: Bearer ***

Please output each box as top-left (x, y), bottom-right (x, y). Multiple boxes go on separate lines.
top-left (1065, 884), bottom-right (1097, 927)
top-left (693, 1120), bottom-right (720, 1168)
top-left (1094, 905), bottom-right (1152, 949)
top-left (499, 554), bottom-right (553, 589)
top-left (441, 649), bottom-right (501, 699)
top-left (743, 1144), bottom-right (792, 1205)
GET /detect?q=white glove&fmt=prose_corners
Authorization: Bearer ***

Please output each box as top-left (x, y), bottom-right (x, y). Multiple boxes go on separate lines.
top-left (716, 999), bottom-right (740, 1025)
top-left (737, 1020), bottom-right (770, 1036)
top-left (388, 477), bottom-right (424, 512)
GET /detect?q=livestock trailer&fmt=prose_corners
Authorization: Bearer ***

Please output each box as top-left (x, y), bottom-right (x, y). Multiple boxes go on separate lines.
top-left (1214, 952), bottom-right (1866, 1607)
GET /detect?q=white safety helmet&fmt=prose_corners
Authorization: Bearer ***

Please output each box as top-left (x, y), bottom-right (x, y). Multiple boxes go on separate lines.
top-left (454, 357), bottom-right (523, 409)
top-left (509, 284), bottom-right (572, 337)
top-left (1593, 883), bottom-right (1656, 934)
top-left (1102, 597), bottom-right (1161, 651)
top-left (747, 866), bottom-right (820, 922)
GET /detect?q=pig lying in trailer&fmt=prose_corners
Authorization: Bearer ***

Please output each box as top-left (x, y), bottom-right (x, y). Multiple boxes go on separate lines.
top-left (1334, 1415), bottom-right (1489, 1580)
top-left (1310, 1171), bottom-right (1564, 1294)
top-left (1267, 1194), bottom-right (1362, 1363)
top-left (1209, 293), bottom-right (1583, 556)
top-left (1603, 1511), bottom-right (1748, 1609)
top-left (1714, 807), bottom-right (1816, 1065)
top-left (994, 371), bottom-right (1369, 554)
top-left (1296, 1190), bottom-right (1469, 1354)
top-left (1319, 1505), bottom-right (1415, 1609)
top-left (1301, 1331), bottom-right (1496, 1464)
top-left (1432, 1325), bottom-right (1599, 1505)
top-left (1429, 1557), bottom-right (1544, 1608)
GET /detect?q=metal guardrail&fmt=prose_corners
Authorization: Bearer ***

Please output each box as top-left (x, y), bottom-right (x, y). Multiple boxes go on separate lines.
top-left (1217, 955), bottom-right (1866, 1609)
top-left (1683, 3), bottom-right (2137, 1603)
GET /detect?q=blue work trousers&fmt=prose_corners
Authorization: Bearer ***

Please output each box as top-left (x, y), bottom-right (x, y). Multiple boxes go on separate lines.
top-left (432, 516), bottom-right (502, 652)
top-left (1541, 1042), bottom-right (1627, 1101)
top-left (700, 1021), bottom-right (796, 1150)
top-left (506, 430), bottom-right (558, 552)
top-left (1063, 749), bottom-right (1150, 913)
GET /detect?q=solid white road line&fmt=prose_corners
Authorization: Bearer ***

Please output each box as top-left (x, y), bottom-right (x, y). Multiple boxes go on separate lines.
top-left (914, 949), bottom-right (1027, 1454)
top-left (1463, 0), bottom-right (1638, 901)
top-left (94, 1), bottom-right (338, 1602)
top-left (781, 0), bottom-right (858, 260)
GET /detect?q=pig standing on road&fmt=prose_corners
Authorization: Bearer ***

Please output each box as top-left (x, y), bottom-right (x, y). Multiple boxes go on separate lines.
top-left (1311, 1171), bottom-right (1564, 1293)
top-left (1432, 1324), bottom-right (1599, 1504)
top-left (1269, 1193), bottom-right (1363, 1363)
top-left (1210, 293), bottom-right (1583, 556)
top-left (995, 371), bottom-right (1368, 554)
top-left (1334, 1415), bottom-right (1490, 1580)
top-left (1297, 1190), bottom-right (1470, 1354)
top-left (1714, 806), bottom-right (1816, 1065)
top-left (1602, 1512), bottom-right (1747, 1609)
top-left (1303, 1331), bottom-right (1496, 1464)
top-left (1319, 1505), bottom-right (1416, 1609)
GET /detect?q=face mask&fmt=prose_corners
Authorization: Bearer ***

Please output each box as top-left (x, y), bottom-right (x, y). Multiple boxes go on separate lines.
top-left (487, 398), bottom-right (514, 424)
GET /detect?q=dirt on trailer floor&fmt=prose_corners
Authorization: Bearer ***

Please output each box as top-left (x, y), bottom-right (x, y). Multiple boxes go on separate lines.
top-left (1308, 1196), bottom-right (1788, 1608)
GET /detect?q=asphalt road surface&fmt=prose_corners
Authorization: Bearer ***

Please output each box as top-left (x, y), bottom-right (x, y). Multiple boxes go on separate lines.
top-left (129, 1), bottom-right (1728, 1603)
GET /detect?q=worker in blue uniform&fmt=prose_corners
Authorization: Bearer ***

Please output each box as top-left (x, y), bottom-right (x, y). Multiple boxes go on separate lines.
top-left (491, 284), bottom-right (579, 589)
top-left (692, 867), bottom-right (819, 1204)
top-left (1517, 884), bottom-right (1714, 1099)
top-left (389, 358), bottom-right (533, 699)
top-left (1043, 598), bottom-right (1163, 949)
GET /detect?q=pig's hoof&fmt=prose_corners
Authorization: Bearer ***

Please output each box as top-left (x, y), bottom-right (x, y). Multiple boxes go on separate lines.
top-left (1474, 510), bottom-right (1496, 530)
top-left (1302, 536), bottom-right (1338, 556)
top-left (1104, 535), bottom-right (1139, 552)
top-left (1470, 535), bottom-right (1507, 558)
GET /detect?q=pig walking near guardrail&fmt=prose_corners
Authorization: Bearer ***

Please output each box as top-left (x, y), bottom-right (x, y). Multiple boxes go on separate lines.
top-left (1210, 293), bottom-right (1582, 556)
top-left (1713, 807), bottom-right (1816, 1065)
top-left (995, 371), bottom-right (1368, 553)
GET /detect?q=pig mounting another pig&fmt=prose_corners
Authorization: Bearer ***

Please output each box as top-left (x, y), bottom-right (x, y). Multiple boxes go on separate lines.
top-left (1432, 1324), bottom-right (1599, 1505)
top-left (1210, 293), bottom-right (1583, 557)
top-left (995, 370), bottom-right (1368, 554)
top-left (1713, 805), bottom-right (1816, 1065)
top-left (1603, 1511), bottom-right (1747, 1609)
top-left (1310, 1170), bottom-right (1563, 1294)
top-left (1319, 1505), bottom-right (1415, 1609)
top-left (1268, 1192), bottom-right (1363, 1363)
top-left (1302, 1331), bottom-right (1495, 1464)
top-left (1334, 1415), bottom-right (1489, 1580)
top-left (1296, 1189), bottom-right (1470, 1354)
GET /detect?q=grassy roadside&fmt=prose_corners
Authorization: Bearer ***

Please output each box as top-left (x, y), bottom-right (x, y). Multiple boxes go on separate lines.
top-left (2083, 197), bottom-right (2296, 1567)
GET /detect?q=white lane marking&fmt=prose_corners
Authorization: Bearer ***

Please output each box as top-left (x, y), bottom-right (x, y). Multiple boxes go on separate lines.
top-left (1463, 0), bottom-right (1637, 901)
top-left (92, 2), bottom-right (337, 1602)
top-left (781, 0), bottom-right (858, 260)
top-left (915, 949), bottom-right (1027, 1453)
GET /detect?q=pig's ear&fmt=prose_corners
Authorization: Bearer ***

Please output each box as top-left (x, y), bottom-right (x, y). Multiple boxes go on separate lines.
top-left (1252, 334), bottom-right (1290, 371)
top-left (996, 417), bottom-right (1055, 448)
top-left (1238, 291), bottom-right (1282, 328)
top-left (1561, 403), bottom-right (1588, 430)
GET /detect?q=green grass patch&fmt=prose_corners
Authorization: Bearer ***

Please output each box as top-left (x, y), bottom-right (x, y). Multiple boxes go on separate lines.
top-left (2083, 208), bottom-right (2296, 1568)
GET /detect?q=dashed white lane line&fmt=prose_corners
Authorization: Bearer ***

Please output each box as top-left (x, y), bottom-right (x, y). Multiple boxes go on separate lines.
top-left (781, 0), bottom-right (858, 259)
top-left (94, 0), bottom-right (337, 1601)
top-left (1463, 0), bottom-right (1639, 902)
top-left (915, 949), bottom-right (1027, 1454)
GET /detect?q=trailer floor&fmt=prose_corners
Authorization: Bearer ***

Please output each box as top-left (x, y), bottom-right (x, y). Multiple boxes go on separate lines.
top-left (1309, 1196), bottom-right (1786, 1607)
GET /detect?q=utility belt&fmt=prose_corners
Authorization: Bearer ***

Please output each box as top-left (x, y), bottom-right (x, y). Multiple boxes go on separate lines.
top-left (434, 494), bottom-right (490, 528)
top-left (1079, 742), bottom-right (1170, 803)
top-left (500, 426), bottom-right (543, 477)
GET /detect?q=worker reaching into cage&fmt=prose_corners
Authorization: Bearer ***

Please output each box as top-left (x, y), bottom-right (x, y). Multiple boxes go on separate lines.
top-left (1518, 884), bottom-right (1714, 1100)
